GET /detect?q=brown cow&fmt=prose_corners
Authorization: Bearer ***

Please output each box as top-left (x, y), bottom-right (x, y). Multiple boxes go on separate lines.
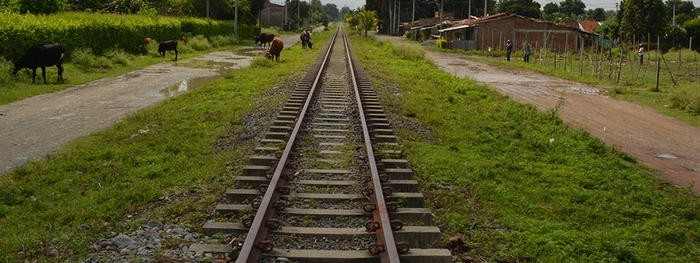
top-left (265, 38), bottom-right (284, 62)
top-left (140, 38), bottom-right (151, 51)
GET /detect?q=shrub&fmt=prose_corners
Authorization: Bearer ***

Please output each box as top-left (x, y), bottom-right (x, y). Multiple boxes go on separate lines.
top-left (436, 38), bottom-right (447, 49)
top-left (210, 35), bottom-right (237, 47)
top-left (70, 48), bottom-right (100, 71)
top-left (187, 35), bottom-right (212, 51)
top-left (394, 44), bottom-right (426, 61)
top-left (105, 48), bottom-right (132, 66)
top-left (0, 60), bottom-right (14, 85)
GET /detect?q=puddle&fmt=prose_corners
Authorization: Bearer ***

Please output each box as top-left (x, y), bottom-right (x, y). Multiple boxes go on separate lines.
top-left (656, 153), bottom-right (678, 159)
top-left (159, 75), bottom-right (223, 97)
top-left (174, 59), bottom-right (235, 70)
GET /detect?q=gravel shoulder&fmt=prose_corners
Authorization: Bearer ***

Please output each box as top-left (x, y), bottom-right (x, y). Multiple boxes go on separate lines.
top-left (373, 33), bottom-right (700, 194)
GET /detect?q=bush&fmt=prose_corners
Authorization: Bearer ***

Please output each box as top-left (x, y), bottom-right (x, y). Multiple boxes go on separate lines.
top-left (0, 60), bottom-right (14, 85)
top-left (187, 35), bottom-right (212, 51)
top-left (210, 35), bottom-right (238, 47)
top-left (436, 38), bottom-right (447, 49)
top-left (105, 48), bottom-right (132, 66)
top-left (70, 48), bottom-right (112, 71)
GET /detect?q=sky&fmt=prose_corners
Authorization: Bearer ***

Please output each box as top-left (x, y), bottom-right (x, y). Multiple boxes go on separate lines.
top-left (318, 0), bottom-right (700, 14)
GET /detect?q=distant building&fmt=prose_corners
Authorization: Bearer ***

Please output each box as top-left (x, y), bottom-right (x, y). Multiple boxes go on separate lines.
top-left (437, 13), bottom-right (595, 52)
top-left (261, 1), bottom-right (287, 29)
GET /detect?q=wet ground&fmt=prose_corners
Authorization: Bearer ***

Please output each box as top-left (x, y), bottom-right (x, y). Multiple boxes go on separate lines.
top-left (0, 36), bottom-right (300, 174)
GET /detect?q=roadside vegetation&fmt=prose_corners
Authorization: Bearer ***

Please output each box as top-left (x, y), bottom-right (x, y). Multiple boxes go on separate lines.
top-left (352, 33), bottom-right (700, 262)
top-left (0, 25), bottom-right (329, 262)
top-left (433, 44), bottom-right (700, 128)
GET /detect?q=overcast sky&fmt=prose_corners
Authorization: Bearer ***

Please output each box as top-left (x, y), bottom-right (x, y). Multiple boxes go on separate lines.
top-left (318, 0), bottom-right (700, 14)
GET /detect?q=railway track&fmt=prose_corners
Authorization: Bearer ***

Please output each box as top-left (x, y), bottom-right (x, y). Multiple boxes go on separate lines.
top-left (191, 26), bottom-right (452, 263)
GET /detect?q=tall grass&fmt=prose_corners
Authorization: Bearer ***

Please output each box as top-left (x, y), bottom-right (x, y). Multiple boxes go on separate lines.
top-left (352, 33), bottom-right (700, 262)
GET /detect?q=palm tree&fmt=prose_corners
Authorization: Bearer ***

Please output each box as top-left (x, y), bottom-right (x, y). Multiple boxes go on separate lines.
top-left (357, 9), bottom-right (378, 37)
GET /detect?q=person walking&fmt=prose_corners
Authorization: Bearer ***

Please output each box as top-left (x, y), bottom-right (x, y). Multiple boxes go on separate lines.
top-left (505, 40), bottom-right (513, 61)
top-left (638, 44), bottom-right (645, 65)
top-left (524, 43), bottom-right (531, 63)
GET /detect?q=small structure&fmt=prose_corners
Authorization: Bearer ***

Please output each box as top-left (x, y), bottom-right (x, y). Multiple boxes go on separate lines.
top-left (261, 1), bottom-right (287, 29)
top-left (438, 13), bottom-right (594, 52)
top-left (409, 11), bottom-right (456, 41)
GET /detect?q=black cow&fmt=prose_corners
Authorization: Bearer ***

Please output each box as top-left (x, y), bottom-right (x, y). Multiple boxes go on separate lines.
top-left (14, 43), bottom-right (65, 84)
top-left (254, 33), bottom-right (275, 50)
top-left (158, 40), bottom-right (179, 61)
top-left (300, 31), bottom-right (312, 49)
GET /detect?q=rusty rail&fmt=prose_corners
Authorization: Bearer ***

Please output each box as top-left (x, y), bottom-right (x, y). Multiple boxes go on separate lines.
top-left (234, 29), bottom-right (340, 263)
top-left (343, 29), bottom-right (405, 262)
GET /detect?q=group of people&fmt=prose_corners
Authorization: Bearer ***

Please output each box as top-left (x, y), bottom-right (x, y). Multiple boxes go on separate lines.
top-left (504, 39), bottom-right (646, 65)
top-left (504, 39), bottom-right (530, 63)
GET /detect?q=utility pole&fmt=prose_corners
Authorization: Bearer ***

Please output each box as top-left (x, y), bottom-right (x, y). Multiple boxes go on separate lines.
top-left (412, 0), bottom-right (415, 23)
top-left (673, 1), bottom-right (676, 26)
top-left (207, 0), bottom-right (210, 18)
top-left (468, 0), bottom-right (471, 19)
top-left (234, 0), bottom-right (238, 37)
top-left (483, 0), bottom-right (487, 17)
top-left (398, 0), bottom-right (401, 35)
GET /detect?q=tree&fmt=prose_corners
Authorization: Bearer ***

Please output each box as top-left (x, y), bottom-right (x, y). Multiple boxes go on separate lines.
top-left (559, 0), bottom-right (585, 18)
top-left (356, 9), bottom-right (378, 36)
top-left (497, 0), bottom-right (541, 18)
top-left (666, 0), bottom-right (695, 26)
top-left (339, 5), bottom-right (352, 19)
top-left (619, 0), bottom-right (667, 40)
top-left (323, 3), bottom-right (340, 21)
top-left (542, 2), bottom-right (559, 21)
top-left (583, 7), bottom-right (606, 21)
top-left (684, 17), bottom-right (700, 42)
top-left (12, 0), bottom-right (68, 14)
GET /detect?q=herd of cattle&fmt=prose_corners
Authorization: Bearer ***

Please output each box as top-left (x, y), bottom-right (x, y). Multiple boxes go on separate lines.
top-left (2, 30), bottom-right (312, 84)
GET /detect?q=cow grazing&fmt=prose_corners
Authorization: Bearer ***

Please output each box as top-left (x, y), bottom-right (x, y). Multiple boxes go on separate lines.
top-left (300, 31), bottom-right (312, 49)
top-left (158, 40), bottom-right (179, 61)
top-left (140, 38), bottom-right (151, 51)
top-left (14, 43), bottom-right (65, 84)
top-left (180, 34), bottom-right (187, 43)
top-left (265, 38), bottom-right (284, 62)
top-left (254, 33), bottom-right (275, 50)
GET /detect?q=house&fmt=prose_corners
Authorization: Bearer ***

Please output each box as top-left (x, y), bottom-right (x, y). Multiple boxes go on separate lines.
top-left (438, 13), bottom-right (595, 52)
top-left (261, 1), bottom-right (288, 29)
top-left (409, 11), bottom-right (457, 41)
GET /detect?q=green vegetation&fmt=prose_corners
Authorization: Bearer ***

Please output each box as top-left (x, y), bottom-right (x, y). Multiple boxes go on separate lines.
top-left (352, 34), bottom-right (700, 262)
top-left (0, 12), bottom-right (254, 59)
top-left (0, 33), bottom-right (239, 105)
top-left (0, 24), bottom-right (330, 263)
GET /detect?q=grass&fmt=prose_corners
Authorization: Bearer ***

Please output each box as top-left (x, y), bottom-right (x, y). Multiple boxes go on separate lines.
top-left (0, 34), bottom-right (239, 106)
top-left (352, 34), bottom-right (700, 262)
top-left (0, 27), bottom-right (328, 262)
top-left (429, 44), bottom-right (700, 128)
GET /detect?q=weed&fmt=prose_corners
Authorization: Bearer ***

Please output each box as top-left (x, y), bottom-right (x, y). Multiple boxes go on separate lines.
top-left (187, 35), bottom-right (213, 51)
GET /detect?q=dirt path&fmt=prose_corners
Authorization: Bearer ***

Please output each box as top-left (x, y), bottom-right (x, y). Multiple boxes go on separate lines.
top-left (0, 35), bottom-right (302, 174)
top-left (371, 33), bottom-right (700, 194)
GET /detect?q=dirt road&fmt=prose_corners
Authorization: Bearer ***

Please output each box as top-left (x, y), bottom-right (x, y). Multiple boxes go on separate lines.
top-left (374, 33), bottom-right (700, 194)
top-left (0, 35), bottom-right (302, 175)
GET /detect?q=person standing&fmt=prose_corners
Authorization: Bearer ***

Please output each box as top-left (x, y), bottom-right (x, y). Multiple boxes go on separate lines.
top-left (506, 40), bottom-right (513, 61)
top-left (638, 44), bottom-right (645, 65)
top-left (524, 43), bottom-right (531, 63)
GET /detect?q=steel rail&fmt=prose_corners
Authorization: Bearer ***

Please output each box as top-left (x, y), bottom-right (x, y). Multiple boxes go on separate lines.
top-left (235, 28), bottom-right (340, 263)
top-left (343, 28), bottom-right (401, 262)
